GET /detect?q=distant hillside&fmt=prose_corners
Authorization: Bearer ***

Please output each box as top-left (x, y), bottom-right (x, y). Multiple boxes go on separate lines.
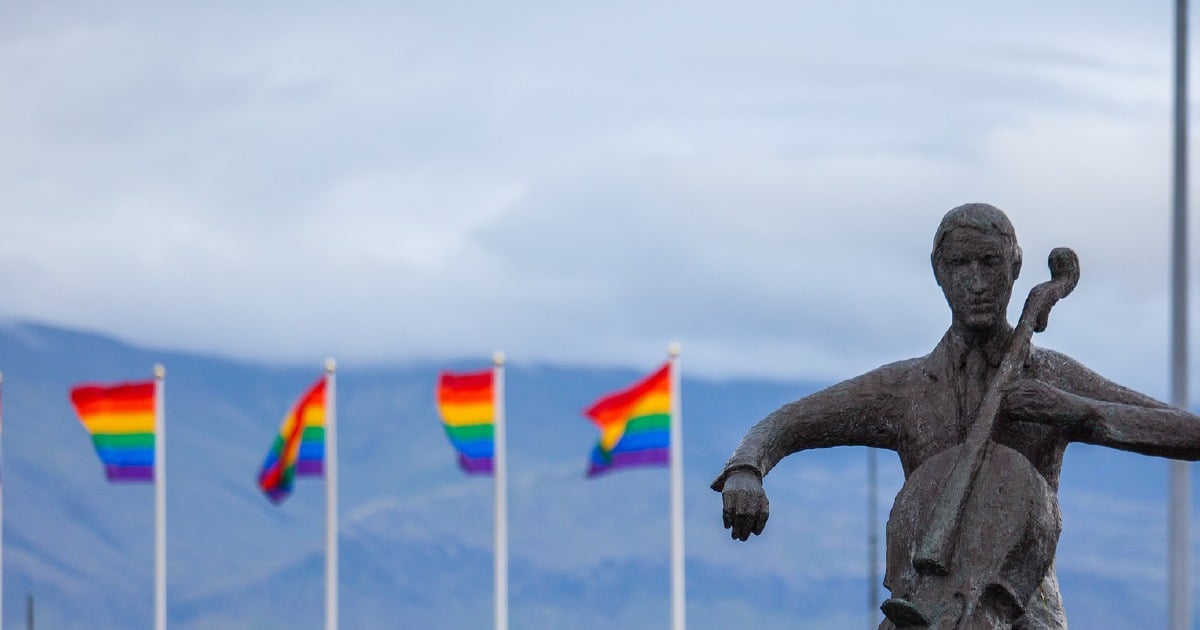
top-left (0, 322), bottom-right (1193, 628)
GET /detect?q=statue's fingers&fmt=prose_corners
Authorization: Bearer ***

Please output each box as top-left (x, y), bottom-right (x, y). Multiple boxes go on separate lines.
top-left (743, 491), bottom-right (767, 537)
top-left (1002, 383), bottom-right (1033, 413)
top-left (732, 491), bottom-right (756, 541)
top-left (722, 490), bottom-right (735, 529)
top-left (732, 513), bottom-right (753, 541)
top-left (752, 499), bottom-right (769, 536)
top-left (728, 510), bottom-right (743, 539)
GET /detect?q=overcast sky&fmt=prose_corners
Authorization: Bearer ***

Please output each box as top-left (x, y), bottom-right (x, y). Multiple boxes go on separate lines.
top-left (1, 2), bottom-right (1196, 396)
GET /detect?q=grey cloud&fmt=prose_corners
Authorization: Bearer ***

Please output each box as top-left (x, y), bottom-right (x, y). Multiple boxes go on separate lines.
top-left (0, 2), bottom-right (1194, 393)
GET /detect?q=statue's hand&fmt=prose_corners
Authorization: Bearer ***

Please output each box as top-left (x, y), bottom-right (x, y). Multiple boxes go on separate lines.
top-left (721, 470), bottom-right (769, 542)
top-left (1003, 379), bottom-right (1092, 429)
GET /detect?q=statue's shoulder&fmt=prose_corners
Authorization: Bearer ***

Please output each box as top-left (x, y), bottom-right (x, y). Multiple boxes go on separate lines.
top-left (1025, 345), bottom-right (1127, 398)
top-left (1026, 345), bottom-right (1089, 376)
top-left (854, 356), bottom-right (927, 389)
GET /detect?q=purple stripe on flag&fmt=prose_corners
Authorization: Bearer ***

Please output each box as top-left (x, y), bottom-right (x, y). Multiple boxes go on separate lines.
top-left (265, 488), bottom-right (289, 504)
top-left (587, 448), bottom-right (669, 477)
top-left (297, 460), bottom-right (324, 476)
top-left (106, 464), bottom-right (154, 482)
top-left (458, 453), bottom-right (493, 475)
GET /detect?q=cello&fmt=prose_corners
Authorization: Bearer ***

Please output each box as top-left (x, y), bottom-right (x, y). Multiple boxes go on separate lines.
top-left (881, 248), bottom-right (1080, 628)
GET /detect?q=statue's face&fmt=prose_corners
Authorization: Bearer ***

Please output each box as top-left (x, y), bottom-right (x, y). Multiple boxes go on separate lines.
top-left (934, 227), bottom-right (1016, 332)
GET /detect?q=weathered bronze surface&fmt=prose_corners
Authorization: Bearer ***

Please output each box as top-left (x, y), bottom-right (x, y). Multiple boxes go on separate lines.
top-left (712, 203), bottom-right (1200, 629)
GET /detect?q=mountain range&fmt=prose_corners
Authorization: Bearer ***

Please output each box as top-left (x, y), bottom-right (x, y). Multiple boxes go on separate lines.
top-left (0, 321), bottom-right (1194, 628)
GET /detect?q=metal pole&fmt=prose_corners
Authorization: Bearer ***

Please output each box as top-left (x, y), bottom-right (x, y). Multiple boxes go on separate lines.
top-left (668, 342), bottom-right (686, 630)
top-left (153, 365), bottom-right (166, 630)
top-left (867, 448), bottom-right (878, 629)
top-left (492, 353), bottom-right (508, 630)
top-left (324, 359), bottom-right (339, 630)
top-left (23, 595), bottom-right (29, 630)
top-left (1169, 1), bottom-right (1192, 628)
top-left (0, 371), bottom-right (5, 630)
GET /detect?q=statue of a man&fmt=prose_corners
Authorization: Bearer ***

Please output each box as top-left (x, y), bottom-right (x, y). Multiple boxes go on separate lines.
top-left (712, 203), bottom-right (1200, 628)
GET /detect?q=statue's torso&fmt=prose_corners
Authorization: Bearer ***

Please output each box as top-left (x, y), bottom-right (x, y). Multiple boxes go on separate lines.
top-left (879, 341), bottom-right (1071, 629)
top-left (888, 343), bottom-right (1069, 491)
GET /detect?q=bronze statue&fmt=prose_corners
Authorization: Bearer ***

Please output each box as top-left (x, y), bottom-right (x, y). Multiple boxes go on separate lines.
top-left (712, 203), bottom-right (1200, 628)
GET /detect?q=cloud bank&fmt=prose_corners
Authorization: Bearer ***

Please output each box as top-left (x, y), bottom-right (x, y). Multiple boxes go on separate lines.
top-left (0, 2), bottom-right (1192, 399)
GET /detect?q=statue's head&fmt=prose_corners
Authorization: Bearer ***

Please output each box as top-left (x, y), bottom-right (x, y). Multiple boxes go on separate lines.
top-left (931, 203), bottom-right (1023, 333)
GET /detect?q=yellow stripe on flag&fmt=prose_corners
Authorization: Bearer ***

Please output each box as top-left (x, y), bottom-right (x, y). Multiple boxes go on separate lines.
top-left (439, 402), bottom-right (494, 426)
top-left (82, 411), bottom-right (156, 434)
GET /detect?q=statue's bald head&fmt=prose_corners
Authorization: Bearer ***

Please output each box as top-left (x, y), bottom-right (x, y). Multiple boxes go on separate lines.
top-left (931, 203), bottom-right (1022, 281)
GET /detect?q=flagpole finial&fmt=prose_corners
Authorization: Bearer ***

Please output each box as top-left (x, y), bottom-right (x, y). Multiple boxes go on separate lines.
top-left (0, 369), bottom-right (5, 384)
top-left (493, 351), bottom-right (506, 367)
top-left (325, 358), bottom-right (337, 373)
top-left (154, 364), bottom-right (166, 379)
top-left (668, 342), bottom-right (682, 358)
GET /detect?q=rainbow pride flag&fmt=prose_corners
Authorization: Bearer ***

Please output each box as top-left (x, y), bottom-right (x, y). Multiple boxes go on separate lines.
top-left (584, 363), bottom-right (672, 477)
top-left (436, 369), bottom-right (495, 475)
top-left (70, 381), bottom-right (156, 482)
top-left (257, 377), bottom-right (326, 503)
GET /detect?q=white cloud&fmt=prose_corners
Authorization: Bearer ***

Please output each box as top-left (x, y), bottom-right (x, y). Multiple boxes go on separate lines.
top-left (0, 2), bottom-right (1194, 400)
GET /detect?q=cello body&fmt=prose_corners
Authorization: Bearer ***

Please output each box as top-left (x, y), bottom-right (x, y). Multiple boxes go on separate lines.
top-left (881, 442), bottom-right (1061, 628)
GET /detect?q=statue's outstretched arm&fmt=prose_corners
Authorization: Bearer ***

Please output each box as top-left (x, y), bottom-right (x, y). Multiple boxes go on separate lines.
top-left (712, 361), bottom-right (905, 489)
top-left (711, 362), bottom-right (904, 541)
top-left (1006, 350), bottom-right (1200, 460)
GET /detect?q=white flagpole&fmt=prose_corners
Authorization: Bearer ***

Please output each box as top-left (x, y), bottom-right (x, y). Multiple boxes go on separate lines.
top-left (325, 359), bottom-right (339, 630)
top-left (668, 342), bottom-right (685, 630)
top-left (867, 448), bottom-right (879, 629)
top-left (492, 352), bottom-right (509, 630)
top-left (153, 364), bottom-right (166, 630)
top-left (0, 369), bottom-right (5, 630)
